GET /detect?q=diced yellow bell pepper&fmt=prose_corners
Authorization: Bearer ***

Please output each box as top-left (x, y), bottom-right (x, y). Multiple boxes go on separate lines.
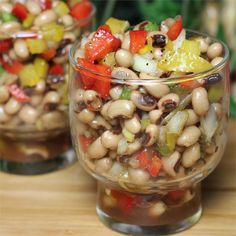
top-left (26, 39), bottom-right (47, 54)
top-left (139, 44), bottom-right (153, 55)
top-left (19, 64), bottom-right (40, 87)
top-left (54, 2), bottom-right (70, 16)
top-left (105, 17), bottom-right (130, 34)
top-left (42, 23), bottom-right (64, 42)
top-left (34, 58), bottom-right (49, 80)
top-left (22, 14), bottom-right (35, 29)
top-left (99, 52), bottom-right (116, 68)
top-left (157, 49), bottom-right (213, 73)
top-left (181, 40), bottom-right (200, 56)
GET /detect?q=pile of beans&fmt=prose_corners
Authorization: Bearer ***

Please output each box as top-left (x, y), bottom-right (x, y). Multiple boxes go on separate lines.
top-left (72, 17), bottom-right (228, 190)
top-left (0, 0), bottom-right (93, 131)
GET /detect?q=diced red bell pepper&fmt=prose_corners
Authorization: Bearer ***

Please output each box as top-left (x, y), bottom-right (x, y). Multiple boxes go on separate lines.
top-left (7, 83), bottom-right (30, 102)
top-left (41, 48), bottom-right (56, 61)
top-left (85, 25), bottom-right (121, 61)
top-left (167, 190), bottom-right (186, 202)
top-left (129, 30), bottom-right (147, 53)
top-left (79, 135), bottom-right (94, 152)
top-left (12, 3), bottom-right (28, 21)
top-left (70, 1), bottom-right (93, 21)
top-left (137, 149), bottom-right (162, 177)
top-left (111, 190), bottom-right (140, 215)
top-left (0, 39), bottom-right (12, 53)
top-left (2, 60), bottom-right (23, 74)
top-left (49, 64), bottom-right (64, 75)
top-left (39, 0), bottom-right (52, 10)
top-left (180, 79), bottom-right (200, 88)
top-left (167, 17), bottom-right (182, 41)
top-left (77, 58), bottom-right (111, 98)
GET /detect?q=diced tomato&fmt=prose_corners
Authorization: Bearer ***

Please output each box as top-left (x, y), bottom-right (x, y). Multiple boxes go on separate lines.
top-left (2, 60), bottom-right (23, 74)
top-left (70, 1), bottom-right (93, 24)
top-left (147, 156), bottom-right (162, 177)
top-left (129, 30), bottom-right (147, 53)
top-left (49, 64), bottom-right (64, 75)
top-left (167, 17), bottom-right (182, 41)
top-left (167, 190), bottom-right (186, 202)
top-left (111, 190), bottom-right (140, 215)
top-left (7, 84), bottom-right (30, 102)
top-left (39, 0), bottom-right (52, 10)
top-left (77, 58), bottom-right (111, 98)
top-left (12, 3), bottom-right (28, 21)
top-left (0, 39), bottom-right (12, 53)
top-left (41, 48), bottom-right (56, 61)
top-left (85, 25), bottom-right (121, 61)
top-left (79, 135), bottom-right (94, 152)
top-left (137, 149), bottom-right (162, 177)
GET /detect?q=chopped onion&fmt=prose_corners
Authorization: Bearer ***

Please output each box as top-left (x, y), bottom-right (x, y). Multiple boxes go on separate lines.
top-left (200, 105), bottom-right (219, 143)
top-left (133, 54), bottom-right (157, 73)
top-left (173, 29), bottom-right (186, 51)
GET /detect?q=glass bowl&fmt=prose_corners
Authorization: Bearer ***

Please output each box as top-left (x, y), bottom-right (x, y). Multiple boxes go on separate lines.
top-left (0, 0), bottom-right (96, 175)
top-left (69, 30), bottom-right (229, 235)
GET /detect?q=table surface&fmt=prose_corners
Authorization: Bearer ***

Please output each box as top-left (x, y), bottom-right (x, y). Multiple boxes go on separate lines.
top-left (0, 120), bottom-right (236, 236)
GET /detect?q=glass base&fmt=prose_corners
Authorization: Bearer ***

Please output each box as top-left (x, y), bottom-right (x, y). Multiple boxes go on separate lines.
top-left (97, 206), bottom-right (202, 235)
top-left (0, 148), bottom-right (76, 175)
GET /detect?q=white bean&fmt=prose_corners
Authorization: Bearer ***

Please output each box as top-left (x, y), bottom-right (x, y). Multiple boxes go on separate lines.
top-left (14, 39), bottom-right (29, 59)
top-left (26, 0), bottom-right (42, 15)
top-left (34, 10), bottom-right (57, 27)
top-left (207, 42), bottom-right (223, 59)
top-left (192, 87), bottom-right (209, 116)
top-left (182, 143), bottom-right (201, 168)
top-left (177, 126), bottom-right (201, 147)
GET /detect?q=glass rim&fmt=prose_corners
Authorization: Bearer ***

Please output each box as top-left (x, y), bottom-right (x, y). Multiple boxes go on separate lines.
top-left (0, 2), bottom-right (96, 40)
top-left (69, 29), bottom-right (229, 85)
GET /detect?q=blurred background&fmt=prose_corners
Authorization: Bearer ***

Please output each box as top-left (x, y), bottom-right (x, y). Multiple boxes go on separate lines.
top-left (91, 0), bottom-right (236, 118)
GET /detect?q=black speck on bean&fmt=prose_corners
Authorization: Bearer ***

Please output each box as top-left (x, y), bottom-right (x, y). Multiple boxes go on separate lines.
top-left (152, 34), bottom-right (166, 48)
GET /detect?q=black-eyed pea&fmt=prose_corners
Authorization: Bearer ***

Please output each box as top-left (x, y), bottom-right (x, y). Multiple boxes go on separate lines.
top-left (101, 101), bottom-right (112, 120)
top-left (185, 109), bottom-right (199, 126)
top-left (121, 32), bottom-right (130, 50)
top-left (74, 89), bottom-right (85, 103)
top-left (0, 86), bottom-right (10, 103)
top-left (0, 105), bottom-right (11, 123)
top-left (144, 124), bottom-right (160, 146)
top-left (84, 90), bottom-right (102, 111)
top-left (34, 10), bottom-right (57, 27)
top-left (101, 131), bottom-right (122, 150)
top-left (207, 42), bottom-right (223, 59)
top-left (109, 86), bottom-right (122, 100)
top-left (26, 0), bottom-right (42, 15)
top-left (0, 3), bottom-right (12, 12)
top-left (18, 105), bottom-right (39, 124)
top-left (177, 126), bottom-right (201, 147)
top-left (212, 103), bottom-right (223, 119)
top-left (90, 115), bottom-right (112, 130)
top-left (13, 39), bottom-right (30, 59)
top-left (211, 57), bottom-right (223, 66)
top-left (0, 22), bottom-right (21, 33)
top-left (35, 80), bottom-right (46, 94)
top-left (162, 151), bottom-right (181, 177)
top-left (124, 115), bottom-right (141, 134)
top-left (149, 201), bottom-right (167, 217)
top-left (77, 109), bottom-right (95, 124)
top-left (4, 98), bottom-right (22, 115)
top-left (131, 91), bottom-right (156, 111)
top-left (95, 157), bottom-right (113, 173)
top-left (61, 14), bottom-right (74, 27)
top-left (43, 91), bottom-right (60, 107)
top-left (182, 143), bottom-right (201, 168)
top-left (115, 49), bottom-right (133, 68)
top-left (125, 139), bottom-right (142, 155)
top-left (107, 100), bottom-right (135, 119)
top-left (157, 93), bottom-right (180, 112)
top-left (128, 168), bottom-right (150, 185)
top-left (194, 37), bottom-right (209, 53)
top-left (192, 87), bottom-right (209, 116)
top-left (149, 109), bottom-right (163, 124)
top-left (87, 137), bottom-right (108, 159)
top-left (41, 111), bottom-right (65, 129)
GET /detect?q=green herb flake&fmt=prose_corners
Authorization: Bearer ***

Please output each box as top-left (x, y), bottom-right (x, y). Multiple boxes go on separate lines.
top-left (144, 22), bottom-right (158, 32)
top-left (120, 86), bottom-right (131, 100)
